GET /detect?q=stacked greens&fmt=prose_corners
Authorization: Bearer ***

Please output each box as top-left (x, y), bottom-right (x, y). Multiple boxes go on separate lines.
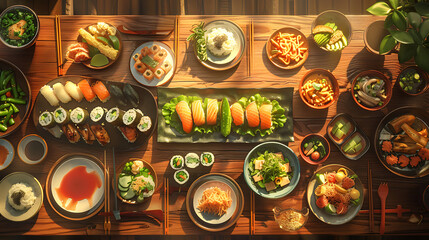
top-left (161, 93), bottom-right (287, 137)
top-left (1, 9), bottom-right (37, 47)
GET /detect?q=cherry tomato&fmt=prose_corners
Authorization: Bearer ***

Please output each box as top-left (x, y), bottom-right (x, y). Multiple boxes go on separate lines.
top-left (5, 92), bottom-right (11, 98)
top-left (327, 173), bottom-right (337, 183)
top-left (311, 151), bottom-right (320, 161)
top-left (316, 195), bottom-right (328, 209)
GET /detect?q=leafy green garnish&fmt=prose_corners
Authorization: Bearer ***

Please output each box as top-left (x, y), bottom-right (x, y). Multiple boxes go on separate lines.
top-left (187, 22), bottom-right (207, 61)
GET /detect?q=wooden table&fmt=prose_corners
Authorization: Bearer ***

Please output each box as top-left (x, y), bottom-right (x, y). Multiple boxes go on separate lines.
top-left (0, 15), bottom-right (428, 236)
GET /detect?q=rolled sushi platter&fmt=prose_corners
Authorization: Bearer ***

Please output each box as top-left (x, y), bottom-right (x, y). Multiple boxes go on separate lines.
top-left (32, 76), bottom-right (157, 151)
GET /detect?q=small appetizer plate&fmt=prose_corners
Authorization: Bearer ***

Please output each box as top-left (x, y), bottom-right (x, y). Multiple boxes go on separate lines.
top-left (397, 66), bottom-right (429, 96)
top-left (299, 134), bottom-right (330, 165)
top-left (0, 172), bottom-right (43, 222)
top-left (0, 139), bottom-right (14, 170)
top-left (18, 134), bottom-right (47, 165)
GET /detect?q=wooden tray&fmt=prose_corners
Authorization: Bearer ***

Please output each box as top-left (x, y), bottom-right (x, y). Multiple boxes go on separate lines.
top-left (32, 76), bottom-right (157, 151)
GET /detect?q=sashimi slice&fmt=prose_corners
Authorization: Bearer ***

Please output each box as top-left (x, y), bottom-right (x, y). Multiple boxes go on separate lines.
top-left (191, 100), bottom-right (205, 126)
top-left (176, 101), bottom-right (193, 133)
top-left (245, 101), bottom-right (260, 128)
top-left (78, 80), bottom-right (96, 102)
top-left (206, 99), bottom-right (218, 125)
top-left (230, 102), bottom-right (244, 126)
top-left (259, 104), bottom-right (273, 130)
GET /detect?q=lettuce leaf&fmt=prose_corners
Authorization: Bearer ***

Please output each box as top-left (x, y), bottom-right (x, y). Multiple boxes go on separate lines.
top-left (161, 93), bottom-right (288, 137)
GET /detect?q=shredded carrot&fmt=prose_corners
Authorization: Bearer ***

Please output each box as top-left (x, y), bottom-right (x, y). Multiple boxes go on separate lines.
top-left (301, 78), bottom-right (334, 107)
top-left (269, 32), bottom-right (307, 66)
top-left (197, 187), bottom-right (232, 216)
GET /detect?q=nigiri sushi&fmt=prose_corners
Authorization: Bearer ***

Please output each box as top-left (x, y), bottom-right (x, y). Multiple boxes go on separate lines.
top-left (259, 104), bottom-right (273, 130)
top-left (191, 100), bottom-right (205, 126)
top-left (206, 99), bottom-right (218, 125)
top-left (78, 79), bottom-right (96, 102)
top-left (76, 124), bottom-right (95, 144)
top-left (176, 101), bottom-right (193, 133)
top-left (118, 126), bottom-right (138, 143)
top-left (40, 85), bottom-right (59, 106)
top-left (245, 101), bottom-right (260, 127)
top-left (64, 81), bottom-right (84, 102)
top-left (62, 123), bottom-right (80, 143)
top-left (230, 102), bottom-right (244, 126)
top-left (91, 124), bottom-right (110, 146)
top-left (92, 81), bottom-right (110, 103)
top-left (53, 83), bottom-right (72, 103)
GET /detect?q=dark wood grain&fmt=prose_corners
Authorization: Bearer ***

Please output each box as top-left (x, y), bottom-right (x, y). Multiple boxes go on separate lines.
top-left (0, 15), bottom-right (428, 236)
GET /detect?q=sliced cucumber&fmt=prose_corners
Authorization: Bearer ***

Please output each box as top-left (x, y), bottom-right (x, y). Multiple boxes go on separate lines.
top-left (137, 193), bottom-right (145, 203)
top-left (121, 187), bottom-right (136, 200)
top-left (119, 175), bottom-right (132, 188)
top-left (118, 183), bottom-right (128, 192)
top-left (324, 204), bottom-right (337, 215)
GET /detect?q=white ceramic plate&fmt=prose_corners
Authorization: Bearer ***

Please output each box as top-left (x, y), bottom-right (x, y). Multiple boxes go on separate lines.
top-left (0, 172), bottom-right (43, 222)
top-left (130, 41), bottom-right (176, 87)
top-left (192, 180), bottom-right (237, 224)
top-left (51, 156), bottom-right (104, 213)
top-left (204, 21), bottom-right (242, 65)
top-left (0, 139), bottom-right (14, 170)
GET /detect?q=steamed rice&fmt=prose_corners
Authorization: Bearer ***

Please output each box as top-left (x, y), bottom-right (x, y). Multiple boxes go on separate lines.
top-left (8, 183), bottom-right (36, 211)
top-left (206, 28), bottom-right (236, 56)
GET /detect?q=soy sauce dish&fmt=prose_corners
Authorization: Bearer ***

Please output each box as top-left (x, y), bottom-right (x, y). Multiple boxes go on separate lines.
top-left (18, 134), bottom-right (47, 165)
top-left (0, 139), bottom-right (14, 170)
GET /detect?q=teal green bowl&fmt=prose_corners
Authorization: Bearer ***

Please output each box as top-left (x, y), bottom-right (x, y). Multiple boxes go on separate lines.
top-left (243, 142), bottom-right (300, 199)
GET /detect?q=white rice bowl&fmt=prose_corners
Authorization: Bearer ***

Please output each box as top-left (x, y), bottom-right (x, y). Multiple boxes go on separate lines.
top-left (8, 183), bottom-right (36, 211)
top-left (206, 28), bottom-right (237, 56)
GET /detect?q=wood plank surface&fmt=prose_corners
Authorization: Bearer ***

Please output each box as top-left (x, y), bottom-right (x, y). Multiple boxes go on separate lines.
top-left (0, 15), bottom-right (428, 236)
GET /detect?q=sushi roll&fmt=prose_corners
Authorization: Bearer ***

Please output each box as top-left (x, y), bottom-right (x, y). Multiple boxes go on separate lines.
top-left (143, 69), bottom-right (154, 81)
top-left (64, 81), bottom-right (84, 102)
top-left (70, 107), bottom-right (89, 125)
top-left (259, 104), bottom-right (273, 130)
top-left (53, 83), bottom-right (72, 104)
top-left (106, 107), bottom-right (124, 126)
top-left (174, 169), bottom-right (189, 185)
top-left (76, 124), bottom-right (95, 144)
top-left (176, 101), bottom-right (193, 133)
top-left (245, 101), bottom-right (260, 127)
top-left (230, 102), bottom-right (244, 126)
top-left (62, 123), bottom-right (80, 143)
top-left (141, 46), bottom-right (150, 56)
top-left (92, 81), bottom-right (110, 103)
top-left (53, 107), bottom-right (69, 124)
top-left (191, 100), bottom-right (205, 126)
top-left (149, 44), bottom-right (160, 55)
top-left (123, 83), bottom-right (139, 107)
top-left (206, 98), bottom-right (218, 125)
top-left (118, 126), bottom-right (138, 143)
top-left (40, 85), bottom-right (59, 106)
top-left (78, 79), bottom-right (96, 102)
top-left (123, 108), bottom-right (143, 128)
top-left (38, 111), bottom-right (55, 128)
top-left (90, 106), bottom-right (106, 123)
top-left (91, 125), bottom-right (110, 146)
top-left (137, 116), bottom-right (152, 133)
top-left (160, 61), bottom-right (172, 74)
top-left (154, 68), bottom-right (165, 79)
top-left (185, 152), bottom-right (200, 168)
top-left (134, 61), bottom-right (146, 74)
top-left (200, 152), bottom-right (215, 167)
top-left (170, 155), bottom-right (184, 170)
top-left (154, 49), bottom-right (167, 62)
top-left (132, 53), bottom-right (141, 62)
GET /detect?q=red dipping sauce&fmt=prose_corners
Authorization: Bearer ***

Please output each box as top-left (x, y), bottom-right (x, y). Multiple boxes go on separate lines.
top-left (56, 165), bottom-right (102, 211)
top-left (0, 145), bottom-right (8, 166)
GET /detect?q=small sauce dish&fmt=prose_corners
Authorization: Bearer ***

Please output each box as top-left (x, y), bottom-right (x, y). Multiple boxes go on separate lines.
top-left (18, 134), bottom-right (47, 165)
top-left (0, 139), bottom-right (14, 170)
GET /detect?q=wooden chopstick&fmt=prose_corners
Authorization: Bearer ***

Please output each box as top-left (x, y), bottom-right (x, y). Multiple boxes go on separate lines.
top-left (54, 15), bottom-right (63, 76)
top-left (103, 150), bottom-right (108, 235)
top-left (174, 15), bottom-right (179, 74)
top-left (248, 19), bottom-right (254, 78)
top-left (250, 191), bottom-right (255, 235)
top-left (368, 163), bottom-right (374, 232)
top-left (163, 177), bottom-right (169, 235)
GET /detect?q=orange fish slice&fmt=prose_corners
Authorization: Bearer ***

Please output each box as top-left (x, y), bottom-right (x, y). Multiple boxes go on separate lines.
top-left (176, 101), bottom-right (193, 133)
top-left (191, 100), bottom-right (205, 126)
top-left (206, 99), bottom-right (218, 125)
top-left (245, 101), bottom-right (260, 128)
top-left (259, 104), bottom-right (273, 130)
top-left (230, 102), bottom-right (244, 126)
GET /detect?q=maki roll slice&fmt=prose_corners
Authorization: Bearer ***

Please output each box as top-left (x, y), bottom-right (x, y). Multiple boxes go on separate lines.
top-left (191, 100), bottom-right (205, 126)
top-left (137, 116), bottom-right (152, 133)
top-left (123, 109), bottom-right (143, 128)
top-left (118, 126), bottom-right (138, 143)
top-left (106, 107), bottom-right (124, 126)
top-left (200, 152), bottom-right (215, 167)
top-left (90, 106), bottom-right (106, 123)
top-left (53, 107), bottom-right (69, 125)
top-left (174, 169), bottom-right (189, 185)
top-left (62, 123), bottom-right (80, 143)
top-left (175, 101), bottom-right (193, 134)
top-left (230, 102), bottom-right (244, 126)
top-left (91, 125), bottom-right (110, 146)
top-left (76, 124), bottom-right (95, 144)
top-left (185, 152), bottom-right (200, 168)
top-left (170, 155), bottom-right (184, 170)
top-left (70, 107), bottom-right (89, 125)
top-left (38, 111), bottom-right (55, 128)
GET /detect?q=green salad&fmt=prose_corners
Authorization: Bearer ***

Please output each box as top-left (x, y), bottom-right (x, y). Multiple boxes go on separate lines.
top-left (0, 8), bottom-right (37, 47)
top-left (248, 151), bottom-right (293, 192)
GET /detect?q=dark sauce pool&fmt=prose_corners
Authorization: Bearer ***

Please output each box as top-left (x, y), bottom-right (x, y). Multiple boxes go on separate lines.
top-left (25, 140), bottom-right (44, 161)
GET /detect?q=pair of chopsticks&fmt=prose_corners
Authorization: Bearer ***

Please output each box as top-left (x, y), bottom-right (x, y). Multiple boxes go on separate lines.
top-left (368, 161), bottom-right (374, 233)
top-left (54, 15), bottom-right (63, 76)
top-left (248, 19), bottom-right (254, 77)
top-left (250, 192), bottom-right (255, 235)
top-left (103, 150), bottom-right (111, 235)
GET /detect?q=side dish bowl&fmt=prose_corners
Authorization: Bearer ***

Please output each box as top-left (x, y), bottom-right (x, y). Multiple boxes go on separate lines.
top-left (351, 70), bottom-right (392, 111)
top-left (299, 69), bottom-right (339, 109)
top-left (299, 134), bottom-right (330, 165)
